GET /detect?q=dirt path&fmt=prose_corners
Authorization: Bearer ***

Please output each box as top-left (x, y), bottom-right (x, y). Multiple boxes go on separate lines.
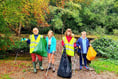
top-left (0, 54), bottom-right (117, 79)
top-left (0, 41), bottom-right (118, 79)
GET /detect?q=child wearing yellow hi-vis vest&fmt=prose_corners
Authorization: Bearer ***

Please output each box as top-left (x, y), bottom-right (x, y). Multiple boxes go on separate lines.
top-left (26, 27), bottom-right (44, 73)
top-left (61, 29), bottom-right (76, 68)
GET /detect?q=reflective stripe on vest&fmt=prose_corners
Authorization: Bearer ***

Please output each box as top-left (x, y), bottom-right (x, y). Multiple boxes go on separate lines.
top-left (30, 34), bottom-right (42, 53)
top-left (63, 36), bottom-right (76, 56)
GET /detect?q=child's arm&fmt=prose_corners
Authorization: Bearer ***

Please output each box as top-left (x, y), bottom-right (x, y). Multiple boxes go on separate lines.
top-left (27, 39), bottom-right (30, 44)
top-left (61, 40), bottom-right (65, 47)
top-left (76, 38), bottom-right (80, 47)
top-left (52, 37), bottom-right (56, 53)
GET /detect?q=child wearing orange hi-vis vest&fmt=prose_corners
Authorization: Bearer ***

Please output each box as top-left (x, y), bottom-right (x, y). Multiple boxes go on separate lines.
top-left (26, 27), bottom-right (44, 73)
top-left (61, 28), bottom-right (76, 68)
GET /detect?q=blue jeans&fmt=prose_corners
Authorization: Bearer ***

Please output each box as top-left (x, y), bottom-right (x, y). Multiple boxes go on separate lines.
top-left (79, 53), bottom-right (87, 66)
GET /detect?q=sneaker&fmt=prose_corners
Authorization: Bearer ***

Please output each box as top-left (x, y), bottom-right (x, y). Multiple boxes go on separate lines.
top-left (52, 64), bottom-right (55, 72)
top-left (80, 65), bottom-right (82, 70)
top-left (84, 66), bottom-right (89, 70)
top-left (47, 63), bottom-right (51, 70)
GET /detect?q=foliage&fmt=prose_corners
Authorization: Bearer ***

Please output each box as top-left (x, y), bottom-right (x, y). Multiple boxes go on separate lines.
top-left (0, 0), bottom-right (50, 36)
top-left (47, 0), bottom-right (118, 34)
top-left (1, 0), bottom-right (26, 36)
top-left (79, 0), bottom-right (118, 34)
top-left (49, 1), bottom-right (82, 34)
top-left (0, 6), bottom-right (11, 58)
top-left (7, 40), bottom-right (29, 53)
top-left (113, 29), bottom-right (118, 35)
top-left (1, 0), bottom-right (118, 34)
top-left (23, 0), bottom-right (50, 27)
top-left (90, 58), bottom-right (118, 74)
top-left (92, 38), bottom-right (118, 59)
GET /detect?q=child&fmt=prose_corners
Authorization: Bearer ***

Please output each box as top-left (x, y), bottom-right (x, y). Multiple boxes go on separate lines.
top-left (61, 28), bottom-right (76, 68)
top-left (76, 31), bottom-right (91, 70)
top-left (45, 30), bottom-right (56, 72)
top-left (27, 27), bottom-right (44, 73)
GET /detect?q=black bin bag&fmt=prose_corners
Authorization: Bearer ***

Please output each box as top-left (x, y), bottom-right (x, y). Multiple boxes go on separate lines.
top-left (57, 48), bottom-right (72, 78)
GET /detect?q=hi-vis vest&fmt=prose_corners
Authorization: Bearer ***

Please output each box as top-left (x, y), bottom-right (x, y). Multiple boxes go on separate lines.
top-left (29, 34), bottom-right (43, 53)
top-left (63, 36), bottom-right (76, 56)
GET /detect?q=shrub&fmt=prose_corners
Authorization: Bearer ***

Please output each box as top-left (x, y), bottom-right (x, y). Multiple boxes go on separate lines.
top-left (92, 38), bottom-right (118, 59)
top-left (7, 40), bottom-right (29, 54)
top-left (113, 29), bottom-right (118, 35)
top-left (0, 36), bottom-right (11, 58)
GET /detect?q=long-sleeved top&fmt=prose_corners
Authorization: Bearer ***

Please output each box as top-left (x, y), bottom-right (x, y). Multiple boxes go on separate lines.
top-left (45, 36), bottom-right (56, 53)
top-left (76, 37), bottom-right (90, 54)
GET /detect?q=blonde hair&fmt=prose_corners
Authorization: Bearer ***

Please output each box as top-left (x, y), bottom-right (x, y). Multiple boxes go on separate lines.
top-left (72, 33), bottom-right (74, 37)
top-left (48, 30), bottom-right (54, 37)
top-left (65, 28), bottom-right (72, 37)
top-left (81, 31), bottom-right (86, 35)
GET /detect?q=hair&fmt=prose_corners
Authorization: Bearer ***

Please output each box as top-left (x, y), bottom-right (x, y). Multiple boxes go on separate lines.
top-left (33, 27), bottom-right (39, 32)
top-left (47, 30), bottom-right (54, 37)
top-left (81, 31), bottom-right (86, 35)
top-left (65, 28), bottom-right (72, 37)
top-left (72, 33), bottom-right (74, 37)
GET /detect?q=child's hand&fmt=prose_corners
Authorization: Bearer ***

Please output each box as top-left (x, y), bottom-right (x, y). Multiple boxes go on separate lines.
top-left (79, 46), bottom-right (81, 49)
top-left (21, 38), bottom-right (28, 42)
top-left (52, 51), bottom-right (55, 54)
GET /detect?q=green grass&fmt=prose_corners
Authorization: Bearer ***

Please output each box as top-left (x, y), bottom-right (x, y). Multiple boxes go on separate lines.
top-left (90, 58), bottom-right (118, 74)
top-left (0, 74), bottom-right (12, 79)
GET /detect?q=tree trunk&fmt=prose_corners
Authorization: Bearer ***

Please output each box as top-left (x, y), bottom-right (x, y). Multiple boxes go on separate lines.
top-left (18, 22), bottom-right (22, 36)
top-left (61, 17), bottom-right (66, 38)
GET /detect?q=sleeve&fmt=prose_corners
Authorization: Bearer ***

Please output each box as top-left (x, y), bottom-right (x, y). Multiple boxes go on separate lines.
top-left (76, 38), bottom-right (80, 47)
top-left (61, 40), bottom-right (65, 46)
top-left (27, 39), bottom-right (30, 44)
top-left (62, 37), bottom-right (65, 46)
top-left (53, 37), bottom-right (56, 52)
top-left (45, 37), bottom-right (48, 44)
top-left (74, 43), bottom-right (76, 47)
top-left (27, 35), bottom-right (32, 44)
top-left (88, 39), bottom-right (90, 47)
top-left (74, 38), bottom-right (77, 47)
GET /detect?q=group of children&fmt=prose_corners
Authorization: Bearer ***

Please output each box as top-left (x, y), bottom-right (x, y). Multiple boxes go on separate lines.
top-left (25, 27), bottom-right (91, 73)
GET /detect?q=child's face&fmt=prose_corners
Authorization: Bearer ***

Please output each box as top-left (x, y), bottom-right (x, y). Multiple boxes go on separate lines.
top-left (33, 29), bottom-right (39, 35)
top-left (82, 32), bottom-right (86, 38)
top-left (67, 31), bottom-right (71, 36)
top-left (48, 32), bottom-right (52, 38)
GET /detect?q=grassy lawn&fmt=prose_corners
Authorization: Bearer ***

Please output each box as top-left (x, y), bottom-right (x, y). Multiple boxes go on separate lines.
top-left (90, 58), bottom-right (118, 74)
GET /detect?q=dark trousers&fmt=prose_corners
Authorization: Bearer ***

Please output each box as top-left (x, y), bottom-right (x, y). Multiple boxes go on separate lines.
top-left (79, 53), bottom-right (87, 66)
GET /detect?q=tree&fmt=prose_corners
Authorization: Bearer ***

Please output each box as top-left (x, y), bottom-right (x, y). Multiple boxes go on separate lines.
top-left (49, 1), bottom-right (82, 34)
top-left (1, 0), bottom-right (50, 36)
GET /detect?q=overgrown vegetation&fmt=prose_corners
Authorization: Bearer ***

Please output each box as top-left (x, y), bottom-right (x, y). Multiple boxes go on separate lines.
top-left (1, 0), bottom-right (118, 35)
top-left (7, 41), bottom-right (29, 53)
top-left (92, 38), bottom-right (118, 59)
